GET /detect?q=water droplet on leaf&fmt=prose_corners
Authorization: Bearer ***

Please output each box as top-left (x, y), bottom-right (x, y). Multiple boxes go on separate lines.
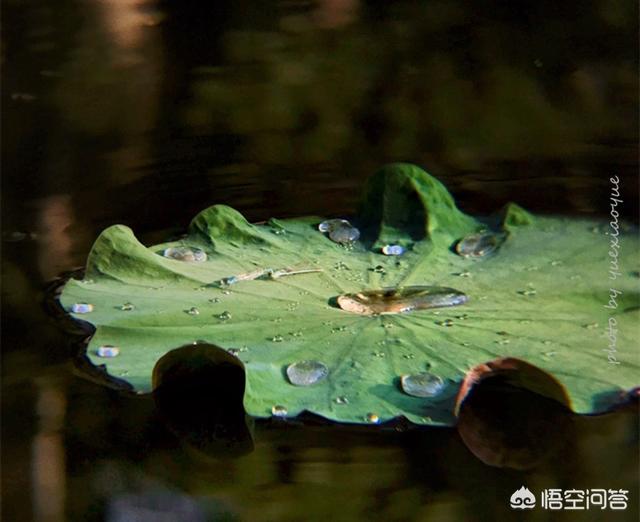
top-left (71, 303), bottom-right (93, 314)
top-left (186, 307), bottom-right (200, 315)
top-left (334, 396), bottom-right (349, 404)
top-left (96, 345), bottom-right (120, 358)
top-left (286, 360), bottom-right (329, 386)
top-left (456, 233), bottom-right (503, 258)
top-left (318, 219), bottom-right (349, 233)
top-left (271, 405), bottom-right (288, 417)
top-left (337, 286), bottom-right (468, 315)
top-left (382, 245), bottom-right (404, 256)
top-left (400, 372), bottom-right (445, 397)
top-left (329, 223), bottom-right (360, 244)
top-left (217, 311), bottom-right (232, 321)
top-left (120, 302), bottom-right (134, 311)
top-left (270, 335), bottom-right (284, 342)
top-left (366, 413), bottom-right (380, 423)
top-left (163, 247), bottom-right (207, 262)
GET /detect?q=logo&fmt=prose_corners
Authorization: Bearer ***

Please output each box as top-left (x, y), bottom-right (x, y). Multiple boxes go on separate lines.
top-left (510, 486), bottom-right (536, 509)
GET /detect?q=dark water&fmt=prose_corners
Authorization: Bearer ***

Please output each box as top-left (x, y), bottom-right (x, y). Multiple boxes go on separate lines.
top-left (2, 1), bottom-right (638, 521)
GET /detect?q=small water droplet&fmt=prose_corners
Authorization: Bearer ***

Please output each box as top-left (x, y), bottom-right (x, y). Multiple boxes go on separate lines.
top-left (454, 270), bottom-right (471, 277)
top-left (290, 330), bottom-right (303, 337)
top-left (186, 307), bottom-right (200, 315)
top-left (163, 246), bottom-right (207, 262)
top-left (543, 351), bottom-right (557, 357)
top-left (461, 342), bottom-right (471, 347)
top-left (286, 360), bottom-right (329, 386)
top-left (217, 311), bottom-right (232, 320)
top-left (366, 413), bottom-right (380, 423)
top-left (96, 345), bottom-right (120, 358)
top-left (456, 233), bottom-right (503, 258)
top-left (518, 289), bottom-right (537, 296)
top-left (382, 245), bottom-right (404, 256)
top-left (372, 351), bottom-right (386, 358)
top-left (496, 339), bottom-right (510, 345)
top-left (227, 348), bottom-right (241, 357)
top-left (334, 396), bottom-right (349, 404)
top-left (400, 372), bottom-right (445, 397)
top-left (209, 297), bottom-right (221, 303)
top-left (222, 290), bottom-right (232, 295)
top-left (455, 313), bottom-right (469, 320)
top-left (71, 303), bottom-right (94, 314)
top-left (550, 260), bottom-right (562, 266)
top-left (583, 322), bottom-right (599, 329)
top-left (270, 335), bottom-right (284, 342)
top-left (371, 265), bottom-right (386, 274)
top-left (403, 353), bottom-right (415, 359)
top-left (120, 302), bottom-right (135, 311)
top-left (435, 319), bottom-right (454, 327)
top-left (271, 405), bottom-right (288, 417)
top-left (331, 326), bottom-right (347, 333)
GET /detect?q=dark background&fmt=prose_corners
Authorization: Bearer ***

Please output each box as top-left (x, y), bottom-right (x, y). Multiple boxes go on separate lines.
top-left (2, 1), bottom-right (638, 521)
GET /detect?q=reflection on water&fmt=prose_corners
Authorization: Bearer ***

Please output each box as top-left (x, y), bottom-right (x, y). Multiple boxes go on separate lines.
top-left (2, 0), bottom-right (638, 520)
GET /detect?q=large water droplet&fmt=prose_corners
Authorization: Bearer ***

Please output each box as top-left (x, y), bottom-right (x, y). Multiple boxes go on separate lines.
top-left (400, 372), bottom-right (445, 397)
top-left (329, 223), bottom-right (360, 244)
top-left (336, 286), bottom-right (468, 315)
top-left (271, 405), bottom-right (288, 417)
top-left (96, 345), bottom-right (120, 358)
top-left (286, 360), bottom-right (329, 386)
top-left (163, 246), bottom-right (207, 262)
top-left (318, 219), bottom-right (349, 232)
top-left (455, 233), bottom-right (503, 258)
top-left (71, 303), bottom-right (94, 314)
top-left (382, 245), bottom-right (404, 256)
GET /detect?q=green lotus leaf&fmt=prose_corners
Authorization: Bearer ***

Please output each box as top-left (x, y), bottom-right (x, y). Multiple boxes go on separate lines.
top-left (59, 163), bottom-right (639, 425)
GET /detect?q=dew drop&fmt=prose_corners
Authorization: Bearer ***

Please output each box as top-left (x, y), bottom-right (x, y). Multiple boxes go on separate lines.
top-left (334, 396), bottom-right (349, 405)
top-left (403, 353), bottom-right (415, 359)
top-left (382, 245), bottom-right (404, 256)
top-left (435, 319), bottom-right (454, 327)
top-left (163, 247), bottom-right (207, 262)
top-left (583, 322), bottom-right (599, 329)
top-left (209, 297), bottom-right (220, 303)
top-left (291, 331), bottom-right (303, 337)
top-left (286, 360), bottom-right (329, 386)
top-left (216, 311), bottom-right (231, 321)
top-left (455, 233), bottom-right (503, 258)
top-left (186, 307), bottom-right (200, 315)
top-left (270, 335), bottom-right (284, 342)
top-left (372, 351), bottom-right (386, 358)
top-left (271, 405), bottom-right (288, 417)
top-left (400, 372), bottom-right (445, 397)
top-left (454, 270), bottom-right (471, 277)
top-left (96, 345), bottom-right (120, 358)
top-left (366, 413), bottom-right (380, 423)
top-left (518, 289), bottom-right (537, 297)
top-left (120, 302), bottom-right (135, 311)
top-left (71, 303), bottom-right (94, 314)
top-left (227, 348), bottom-right (241, 357)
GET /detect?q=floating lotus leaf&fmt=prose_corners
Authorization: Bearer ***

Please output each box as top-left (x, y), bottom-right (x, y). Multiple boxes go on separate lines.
top-left (59, 163), bottom-right (639, 425)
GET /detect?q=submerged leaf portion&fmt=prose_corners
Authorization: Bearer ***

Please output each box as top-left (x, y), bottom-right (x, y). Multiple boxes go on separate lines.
top-left (60, 163), bottom-right (639, 426)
